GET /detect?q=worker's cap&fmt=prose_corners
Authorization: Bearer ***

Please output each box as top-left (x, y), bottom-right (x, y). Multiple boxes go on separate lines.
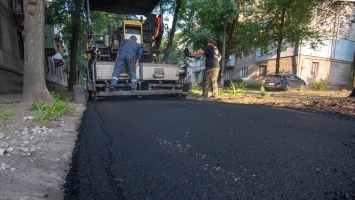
top-left (130, 35), bottom-right (138, 41)
top-left (206, 38), bottom-right (214, 44)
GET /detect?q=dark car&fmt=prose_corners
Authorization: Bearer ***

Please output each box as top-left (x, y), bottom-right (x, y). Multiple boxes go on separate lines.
top-left (264, 74), bottom-right (306, 91)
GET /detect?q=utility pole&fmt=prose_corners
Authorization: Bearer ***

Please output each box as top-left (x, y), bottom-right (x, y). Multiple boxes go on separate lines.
top-left (220, 23), bottom-right (226, 88)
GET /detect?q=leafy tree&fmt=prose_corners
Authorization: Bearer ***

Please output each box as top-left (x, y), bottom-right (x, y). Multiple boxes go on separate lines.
top-left (48, 0), bottom-right (84, 91)
top-left (255, 0), bottom-right (325, 74)
top-left (160, 32), bottom-right (185, 64)
top-left (162, 0), bottom-right (184, 63)
top-left (178, 0), bottom-right (260, 81)
top-left (22, 0), bottom-right (53, 104)
top-left (48, 1), bottom-right (117, 89)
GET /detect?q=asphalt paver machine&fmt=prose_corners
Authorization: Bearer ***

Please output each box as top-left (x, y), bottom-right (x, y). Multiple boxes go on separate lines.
top-left (84, 0), bottom-right (190, 100)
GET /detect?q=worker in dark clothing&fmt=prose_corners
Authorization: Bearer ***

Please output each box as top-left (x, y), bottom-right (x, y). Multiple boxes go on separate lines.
top-left (191, 38), bottom-right (221, 98)
top-left (110, 35), bottom-right (142, 91)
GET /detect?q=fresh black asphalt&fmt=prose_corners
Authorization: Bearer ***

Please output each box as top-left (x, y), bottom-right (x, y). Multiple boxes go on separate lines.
top-left (64, 98), bottom-right (355, 199)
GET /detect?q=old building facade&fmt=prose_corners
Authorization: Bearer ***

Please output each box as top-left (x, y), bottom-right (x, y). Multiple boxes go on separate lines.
top-left (0, 0), bottom-right (67, 94)
top-left (231, 2), bottom-right (355, 90)
top-left (0, 0), bottom-right (24, 93)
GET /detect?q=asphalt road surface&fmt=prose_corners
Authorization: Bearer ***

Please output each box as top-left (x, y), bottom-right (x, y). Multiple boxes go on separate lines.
top-left (64, 98), bottom-right (355, 200)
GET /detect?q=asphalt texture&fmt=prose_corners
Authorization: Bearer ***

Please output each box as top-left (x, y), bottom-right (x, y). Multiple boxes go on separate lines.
top-left (64, 98), bottom-right (355, 200)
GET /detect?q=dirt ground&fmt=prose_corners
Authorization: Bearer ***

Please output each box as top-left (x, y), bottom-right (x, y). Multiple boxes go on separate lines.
top-left (197, 90), bottom-right (355, 118)
top-left (0, 90), bottom-right (354, 200)
top-left (0, 97), bottom-right (85, 200)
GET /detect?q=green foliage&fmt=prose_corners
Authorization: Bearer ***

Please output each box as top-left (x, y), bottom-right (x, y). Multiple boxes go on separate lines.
top-left (31, 93), bottom-right (71, 122)
top-left (5, 109), bottom-right (14, 115)
top-left (0, 108), bottom-right (14, 123)
top-left (244, 81), bottom-right (263, 89)
top-left (260, 85), bottom-right (265, 96)
top-left (312, 80), bottom-right (329, 91)
top-left (178, 0), bottom-right (259, 61)
top-left (254, 0), bottom-right (326, 73)
top-left (192, 81), bottom-right (203, 90)
top-left (224, 79), bottom-right (243, 88)
top-left (229, 80), bottom-right (246, 95)
top-left (160, 32), bottom-right (185, 64)
top-left (0, 112), bottom-right (8, 123)
top-left (47, 1), bottom-right (119, 77)
top-left (224, 79), bottom-right (262, 89)
top-left (218, 88), bottom-right (224, 96)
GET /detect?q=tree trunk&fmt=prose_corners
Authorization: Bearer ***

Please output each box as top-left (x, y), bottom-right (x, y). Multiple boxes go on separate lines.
top-left (22, 0), bottom-right (53, 104)
top-left (162, 0), bottom-right (182, 63)
top-left (67, 0), bottom-right (83, 91)
top-left (275, 6), bottom-right (286, 74)
top-left (350, 88), bottom-right (355, 97)
top-left (224, 0), bottom-right (240, 75)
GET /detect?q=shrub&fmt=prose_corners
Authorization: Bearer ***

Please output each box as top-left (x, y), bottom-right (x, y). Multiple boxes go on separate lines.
top-left (31, 93), bottom-right (71, 122)
top-left (0, 108), bottom-right (14, 123)
top-left (312, 80), bottom-right (329, 91)
top-left (229, 80), bottom-right (246, 95)
top-left (245, 81), bottom-right (263, 89)
top-left (224, 79), bottom-right (243, 88)
top-left (192, 81), bottom-right (203, 90)
top-left (260, 85), bottom-right (265, 96)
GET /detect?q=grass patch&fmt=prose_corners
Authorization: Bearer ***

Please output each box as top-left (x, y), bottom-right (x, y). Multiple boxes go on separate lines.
top-left (31, 92), bottom-right (71, 122)
top-left (0, 107), bottom-right (14, 124)
top-left (312, 80), bottom-right (329, 91)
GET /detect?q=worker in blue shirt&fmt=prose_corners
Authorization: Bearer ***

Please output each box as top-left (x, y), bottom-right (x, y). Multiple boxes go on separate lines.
top-left (110, 35), bottom-right (142, 91)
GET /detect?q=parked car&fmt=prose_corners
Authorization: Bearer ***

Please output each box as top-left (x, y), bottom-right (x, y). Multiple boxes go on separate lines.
top-left (264, 74), bottom-right (306, 91)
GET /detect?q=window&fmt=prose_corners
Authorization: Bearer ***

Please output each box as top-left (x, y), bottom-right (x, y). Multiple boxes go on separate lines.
top-left (225, 70), bottom-right (233, 79)
top-left (259, 65), bottom-right (267, 77)
top-left (241, 68), bottom-right (248, 78)
top-left (311, 62), bottom-right (319, 77)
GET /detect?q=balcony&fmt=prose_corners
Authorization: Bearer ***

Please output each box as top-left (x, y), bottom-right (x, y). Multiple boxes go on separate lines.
top-left (45, 25), bottom-right (57, 56)
top-left (226, 55), bottom-right (235, 68)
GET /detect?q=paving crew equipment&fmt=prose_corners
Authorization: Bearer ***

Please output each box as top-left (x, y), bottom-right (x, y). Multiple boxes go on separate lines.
top-left (84, 0), bottom-right (190, 100)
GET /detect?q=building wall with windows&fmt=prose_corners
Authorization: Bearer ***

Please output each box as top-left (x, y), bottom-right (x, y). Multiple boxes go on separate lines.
top-left (0, 0), bottom-right (68, 93)
top-left (232, 38), bottom-right (353, 89)
top-left (229, 2), bottom-right (355, 90)
top-left (297, 37), bottom-right (355, 89)
top-left (0, 0), bottom-right (24, 93)
top-left (299, 55), bottom-right (352, 90)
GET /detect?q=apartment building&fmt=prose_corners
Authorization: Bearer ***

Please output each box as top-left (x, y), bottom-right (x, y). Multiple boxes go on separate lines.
top-left (0, 0), bottom-right (24, 93)
top-left (231, 2), bottom-right (355, 90)
top-left (0, 0), bottom-right (67, 94)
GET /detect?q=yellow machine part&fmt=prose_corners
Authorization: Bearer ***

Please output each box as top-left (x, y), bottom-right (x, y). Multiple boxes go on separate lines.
top-left (122, 20), bottom-right (143, 44)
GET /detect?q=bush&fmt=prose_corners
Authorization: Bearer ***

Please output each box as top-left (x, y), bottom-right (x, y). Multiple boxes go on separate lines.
top-left (192, 81), bottom-right (203, 90)
top-left (312, 80), bottom-right (329, 91)
top-left (244, 81), bottom-right (263, 89)
top-left (224, 79), bottom-right (243, 88)
top-left (31, 93), bottom-right (71, 122)
top-left (229, 80), bottom-right (246, 95)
